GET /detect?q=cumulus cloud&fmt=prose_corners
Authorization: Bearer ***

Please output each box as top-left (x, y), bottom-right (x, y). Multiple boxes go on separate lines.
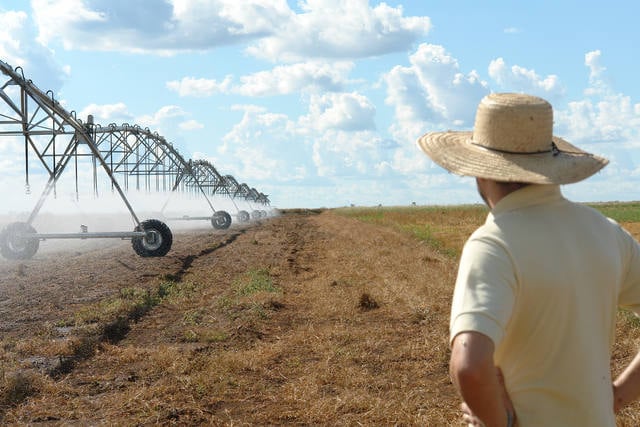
top-left (78, 102), bottom-right (134, 124)
top-left (549, 50), bottom-right (640, 202)
top-left (236, 61), bottom-right (352, 96)
top-left (583, 49), bottom-right (609, 97)
top-left (137, 105), bottom-right (188, 127)
top-left (300, 92), bottom-right (376, 132)
top-left (488, 57), bottom-right (565, 99)
top-left (383, 44), bottom-right (488, 174)
top-left (311, 129), bottom-right (393, 178)
top-left (215, 98), bottom-right (394, 184)
top-left (554, 51), bottom-right (640, 148)
top-left (247, 0), bottom-right (431, 61)
top-left (179, 119), bottom-right (204, 131)
top-left (167, 61), bottom-right (353, 98)
top-left (30, 0), bottom-right (429, 60)
top-left (0, 135), bottom-right (27, 177)
top-left (385, 44), bottom-right (488, 131)
top-left (409, 44), bottom-right (488, 125)
top-left (32, 0), bottom-right (287, 54)
top-left (217, 105), bottom-right (309, 182)
top-left (0, 8), bottom-right (66, 90)
top-left (133, 105), bottom-right (201, 143)
top-left (166, 76), bottom-right (233, 97)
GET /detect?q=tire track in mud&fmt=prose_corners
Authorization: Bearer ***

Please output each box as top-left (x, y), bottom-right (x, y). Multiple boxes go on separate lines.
top-left (0, 224), bottom-right (254, 380)
top-left (0, 213), bottom-right (322, 421)
top-left (119, 213), bottom-right (320, 348)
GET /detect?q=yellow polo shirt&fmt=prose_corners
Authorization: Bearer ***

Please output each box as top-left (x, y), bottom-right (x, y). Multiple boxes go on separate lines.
top-left (450, 184), bottom-right (640, 426)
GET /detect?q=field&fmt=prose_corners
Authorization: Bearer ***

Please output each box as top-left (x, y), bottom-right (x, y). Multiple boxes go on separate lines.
top-left (0, 204), bottom-right (640, 425)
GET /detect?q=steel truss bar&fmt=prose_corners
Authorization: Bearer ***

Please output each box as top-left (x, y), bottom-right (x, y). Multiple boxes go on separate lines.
top-left (89, 125), bottom-right (250, 217)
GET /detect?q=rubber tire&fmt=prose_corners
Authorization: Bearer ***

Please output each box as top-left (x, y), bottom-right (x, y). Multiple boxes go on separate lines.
top-left (251, 210), bottom-right (261, 220)
top-left (237, 210), bottom-right (250, 223)
top-left (211, 211), bottom-right (232, 230)
top-left (259, 210), bottom-right (267, 218)
top-left (0, 222), bottom-right (39, 260)
top-left (132, 219), bottom-right (172, 257)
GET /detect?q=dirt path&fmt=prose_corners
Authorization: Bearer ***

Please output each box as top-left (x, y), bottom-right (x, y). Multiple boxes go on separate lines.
top-left (0, 211), bottom-right (460, 425)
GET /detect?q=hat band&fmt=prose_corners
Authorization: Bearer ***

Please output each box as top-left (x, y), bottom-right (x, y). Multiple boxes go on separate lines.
top-left (470, 141), bottom-right (560, 157)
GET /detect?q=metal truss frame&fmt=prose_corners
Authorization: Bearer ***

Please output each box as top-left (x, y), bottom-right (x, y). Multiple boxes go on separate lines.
top-left (0, 59), bottom-right (271, 259)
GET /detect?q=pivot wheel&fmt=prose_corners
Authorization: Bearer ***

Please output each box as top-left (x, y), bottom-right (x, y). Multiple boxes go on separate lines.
top-left (132, 219), bottom-right (172, 257)
top-left (211, 211), bottom-right (232, 230)
top-left (0, 222), bottom-right (39, 260)
top-left (237, 210), bottom-right (250, 223)
top-left (251, 210), bottom-right (262, 220)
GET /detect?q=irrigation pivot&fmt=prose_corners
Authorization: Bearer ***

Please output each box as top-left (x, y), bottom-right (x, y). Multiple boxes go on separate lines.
top-left (91, 125), bottom-right (234, 230)
top-left (0, 59), bottom-right (173, 259)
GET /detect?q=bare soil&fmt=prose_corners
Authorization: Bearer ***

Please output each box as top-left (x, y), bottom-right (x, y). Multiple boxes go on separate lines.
top-left (0, 210), bottom-right (460, 425)
top-left (1, 210), bottom-right (639, 426)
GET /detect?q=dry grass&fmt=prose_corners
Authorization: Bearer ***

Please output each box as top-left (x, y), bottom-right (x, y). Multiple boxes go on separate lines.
top-left (0, 207), bottom-right (639, 425)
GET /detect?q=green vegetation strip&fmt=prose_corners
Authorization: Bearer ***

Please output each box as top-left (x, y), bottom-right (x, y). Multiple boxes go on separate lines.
top-left (218, 268), bottom-right (281, 320)
top-left (337, 202), bottom-right (640, 256)
top-left (588, 202), bottom-right (640, 223)
top-left (72, 278), bottom-right (199, 336)
top-left (0, 277), bottom-right (199, 411)
top-left (334, 205), bottom-right (487, 257)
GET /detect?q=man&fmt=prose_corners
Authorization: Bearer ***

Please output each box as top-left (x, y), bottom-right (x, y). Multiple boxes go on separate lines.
top-left (417, 93), bottom-right (640, 426)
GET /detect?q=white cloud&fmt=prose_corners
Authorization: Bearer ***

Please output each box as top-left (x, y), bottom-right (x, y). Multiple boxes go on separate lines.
top-left (385, 44), bottom-right (489, 132)
top-left (585, 50), bottom-right (606, 81)
top-left (217, 105), bottom-right (309, 182)
top-left (408, 44), bottom-right (487, 125)
top-left (179, 119), bottom-right (204, 131)
top-left (133, 105), bottom-right (197, 143)
top-left (0, 8), bottom-right (66, 90)
top-left (0, 136), bottom-right (27, 177)
top-left (300, 92), bottom-right (376, 132)
top-left (137, 105), bottom-right (187, 127)
top-left (0, 10), bottom-right (29, 61)
top-left (584, 49), bottom-right (609, 97)
top-left (166, 76), bottom-right (233, 97)
top-left (383, 43), bottom-right (489, 173)
top-left (168, 61), bottom-right (353, 98)
top-left (32, 0), bottom-right (288, 54)
top-left (216, 98), bottom-right (395, 184)
top-left (488, 57), bottom-right (565, 98)
top-left (32, 0), bottom-right (107, 47)
top-left (311, 129), bottom-right (393, 178)
top-left (246, 0), bottom-right (431, 61)
top-left (236, 61), bottom-right (352, 96)
top-left (78, 102), bottom-right (133, 124)
top-left (549, 50), bottom-right (640, 198)
top-left (554, 50), bottom-right (640, 145)
top-left (30, 0), bottom-right (430, 60)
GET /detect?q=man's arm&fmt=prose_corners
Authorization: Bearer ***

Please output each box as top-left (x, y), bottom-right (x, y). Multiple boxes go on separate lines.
top-left (614, 349), bottom-right (640, 412)
top-left (450, 331), bottom-right (515, 427)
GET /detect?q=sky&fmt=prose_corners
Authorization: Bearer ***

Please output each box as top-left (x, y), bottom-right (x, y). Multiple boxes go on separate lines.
top-left (1, 0), bottom-right (640, 210)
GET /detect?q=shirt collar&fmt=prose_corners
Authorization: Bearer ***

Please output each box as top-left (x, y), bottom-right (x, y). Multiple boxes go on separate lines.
top-left (490, 184), bottom-right (564, 218)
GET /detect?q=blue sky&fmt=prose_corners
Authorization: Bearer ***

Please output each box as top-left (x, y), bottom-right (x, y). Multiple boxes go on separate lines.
top-left (1, 0), bottom-right (639, 209)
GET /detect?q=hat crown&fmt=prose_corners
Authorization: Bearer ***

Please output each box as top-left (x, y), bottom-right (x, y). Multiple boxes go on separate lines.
top-left (472, 93), bottom-right (553, 153)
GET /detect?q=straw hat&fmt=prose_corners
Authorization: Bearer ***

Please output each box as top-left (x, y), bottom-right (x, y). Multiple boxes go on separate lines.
top-left (417, 93), bottom-right (608, 184)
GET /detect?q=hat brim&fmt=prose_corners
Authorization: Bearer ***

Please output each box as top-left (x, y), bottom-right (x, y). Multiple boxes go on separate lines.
top-left (417, 131), bottom-right (609, 184)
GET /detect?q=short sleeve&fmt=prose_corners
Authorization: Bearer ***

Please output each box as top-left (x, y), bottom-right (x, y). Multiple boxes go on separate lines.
top-left (449, 234), bottom-right (517, 348)
top-left (617, 223), bottom-right (640, 314)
